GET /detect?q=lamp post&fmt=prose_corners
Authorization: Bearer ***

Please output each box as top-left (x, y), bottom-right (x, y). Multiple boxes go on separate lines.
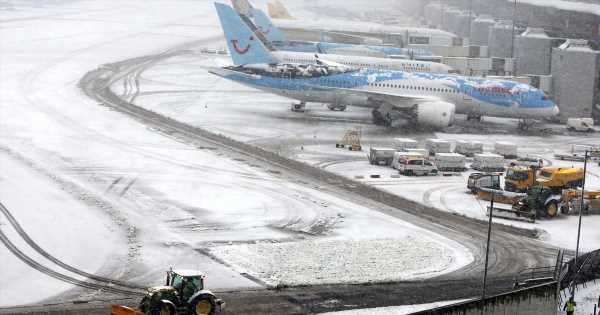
top-left (467, 0), bottom-right (473, 40)
top-left (571, 149), bottom-right (600, 298)
top-left (510, 0), bottom-right (517, 59)
top-left (482, 173), bottom-right (500, 306)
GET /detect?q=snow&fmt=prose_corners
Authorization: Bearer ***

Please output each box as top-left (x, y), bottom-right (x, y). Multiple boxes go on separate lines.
top-left (571, 281), bottom-right (600, 315)
top-left (131, 53), bottom-right (600, 254)
top-left (0, 151), bottom-right (127, 306)
top-left (0, 0), bottom-right (474, 306)
top-left (511, 0), bottom-right (600, 16)
top-left (321, 299), bottom-right (470, 315)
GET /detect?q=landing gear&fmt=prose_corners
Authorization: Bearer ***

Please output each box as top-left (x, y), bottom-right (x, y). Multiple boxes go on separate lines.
top-left (517, 119), bottom-right (535, 131)
top-left (371, 105), bottom-right (409, 127)
top-left (327, 104), bottom-right (347, 111)
top-left (371, 108), bottom-right (386, 126)
top-left (291, 101), bottom-right (306, 112)
top-left (467, 114), bottom-right (482, 122)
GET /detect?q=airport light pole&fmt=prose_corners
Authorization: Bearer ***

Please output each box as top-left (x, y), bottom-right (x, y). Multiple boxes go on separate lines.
top-left (510, 0), bottom-right (517, 58)
top-left (481, 173), bottom-right (500, 307)
top-left (467, 0), bottom-right (473, 40)
top-left (571, 149), bottom-right (600, 298)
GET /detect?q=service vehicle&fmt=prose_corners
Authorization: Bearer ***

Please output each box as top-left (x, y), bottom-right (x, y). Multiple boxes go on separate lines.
top-left (511, 186), bottom-right (562, 218)
top-left (391, 151), bottom-right (424, 169)
top-left (396, 157), bottom-right (438, 176)
top-left (467, 172), bottom-right (501, 193)
top-left (112, 269), bottom-right (224, 315)
top-left (560, 189), bottom-right (600, 215)
top-left (536, 167), bottom-right (584, 192)
top-left (567, 118), bottom-right (595, 132)
top-left (504, 166), bottom-right (537, 192)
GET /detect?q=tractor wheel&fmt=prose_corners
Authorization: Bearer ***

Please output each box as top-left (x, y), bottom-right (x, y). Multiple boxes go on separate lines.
top-left (189, 294), bottom-right (217, 315)
top-left (545, 201), bottom-right (558, 218)
top-left (139, 296), bottom-right (150, 314)
top-left (159, 302), bottom-right (175, 315)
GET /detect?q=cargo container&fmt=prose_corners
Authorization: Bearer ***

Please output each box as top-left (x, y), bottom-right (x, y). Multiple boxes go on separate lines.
top-left (494, 141), bottom-right (518, 159)
top-left (368, 147), bottom-right (396, 166)
top-left (471, 153), bottom-right (505, 172)
top-left (393, 138), bottom-right (418, 151)
top-left (425, 139), bottom-right (452, 155)
top-left (455, 140), bottom-right (484, 157)
top-left (434, 153), bottom-right (467, 172)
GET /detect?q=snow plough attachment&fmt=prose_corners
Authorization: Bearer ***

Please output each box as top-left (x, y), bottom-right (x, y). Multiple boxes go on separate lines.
top-left (110, 305), bottom-right (142, 315)
top-left (487, 205), bottom-right (536, 223)
top-left (111, 269), bottom-right (224, 315)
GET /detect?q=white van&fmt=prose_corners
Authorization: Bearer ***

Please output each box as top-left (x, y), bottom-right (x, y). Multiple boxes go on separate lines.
top-left (567, 118), bottom-right (595, 132)
top-left (396, 157), bottom-right (438, 176)
top-left (391, 152), bottom-right (424, 169)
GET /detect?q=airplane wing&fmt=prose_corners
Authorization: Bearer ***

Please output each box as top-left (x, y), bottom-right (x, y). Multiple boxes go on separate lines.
top-left (313, 54), bottom-right (353, 70)
top-left (308, 84), bottom-right (440, 108)
top-left (319, 31), bottom-right (383, 45)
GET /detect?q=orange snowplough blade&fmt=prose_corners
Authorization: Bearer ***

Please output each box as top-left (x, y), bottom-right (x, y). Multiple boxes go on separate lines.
top-left (111, 304), bottom-right (143, 315)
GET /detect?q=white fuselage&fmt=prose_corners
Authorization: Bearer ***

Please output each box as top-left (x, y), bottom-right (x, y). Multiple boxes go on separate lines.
top-left (273, 51), bottom-right (452, 74)
top-left (272, 18), bottom-right (459, 46)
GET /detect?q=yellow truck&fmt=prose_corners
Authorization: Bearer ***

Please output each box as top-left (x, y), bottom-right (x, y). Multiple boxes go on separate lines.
top-left (561, 189), bottom-right (600, 215)
top-left (536, 167), bottom-right (584, 191)
top-left (504, 166), bottom-right (583, 193)
top-left (504, 166), bottom-right (536, 192)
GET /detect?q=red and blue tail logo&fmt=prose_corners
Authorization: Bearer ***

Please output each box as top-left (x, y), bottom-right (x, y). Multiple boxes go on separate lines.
top-left (215, 3), bottom-right (278, 65)
top-left (230, 36), bottom-right (253, 54)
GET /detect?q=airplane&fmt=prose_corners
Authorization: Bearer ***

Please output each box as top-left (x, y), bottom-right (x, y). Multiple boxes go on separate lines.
top-left (266, 0), bottom-right (459, 47)
top-left (210, 3), bottom-right (560, 129)
top-left (225, 2), bottom-right (453, 87)
top-left (231, 0), bottom-right (434, 60)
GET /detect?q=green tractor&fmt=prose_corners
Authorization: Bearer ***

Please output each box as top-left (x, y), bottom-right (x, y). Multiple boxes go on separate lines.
top-left (137, 269), bottom-right (224, 315)
top-left (512, 186), bottom-right (562, 218)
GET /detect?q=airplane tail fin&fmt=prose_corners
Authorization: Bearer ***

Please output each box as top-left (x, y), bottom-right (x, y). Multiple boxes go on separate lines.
top-left (231, 0), bottom-right (285, 42)
top-left (231, 0), bottom-right (252, 16)
top-left (267, 0), bottom-right (294, 19)
top-left (214, 2), bottom-right (279, 66)
top-left (251, 6), bottom-right (285, 42)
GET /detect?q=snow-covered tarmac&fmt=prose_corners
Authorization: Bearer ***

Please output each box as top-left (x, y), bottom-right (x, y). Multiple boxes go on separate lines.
top-left (134, 49), bottom-right (600, 253)
top-left (0, 0), bottom-right (474, 307)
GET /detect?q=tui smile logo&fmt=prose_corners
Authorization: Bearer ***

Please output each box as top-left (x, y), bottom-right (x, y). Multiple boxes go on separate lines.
top-left (231, 35), bottom-right (254, 54)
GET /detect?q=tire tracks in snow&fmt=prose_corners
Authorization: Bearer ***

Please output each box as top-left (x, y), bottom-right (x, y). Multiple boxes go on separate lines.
top-left (0, 202), bottom-right (144, 296)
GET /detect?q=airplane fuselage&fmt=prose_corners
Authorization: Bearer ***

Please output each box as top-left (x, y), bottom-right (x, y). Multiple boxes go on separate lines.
top-left (210, 66), bottom-right (559, 119)
top-left (273, 51), bottom-right (452, 74)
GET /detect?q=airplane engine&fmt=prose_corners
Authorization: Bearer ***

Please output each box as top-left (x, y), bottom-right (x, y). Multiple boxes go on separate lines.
top-left (415, 101), bottom-right (456, 128)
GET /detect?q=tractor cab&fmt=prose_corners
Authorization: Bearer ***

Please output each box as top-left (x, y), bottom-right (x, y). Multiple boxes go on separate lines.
top-left (166, 269), bottom-right (205, 302)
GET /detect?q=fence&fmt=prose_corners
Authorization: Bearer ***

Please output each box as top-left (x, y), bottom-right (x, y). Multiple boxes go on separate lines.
top-left (409, 282), bottom-right (557, 315)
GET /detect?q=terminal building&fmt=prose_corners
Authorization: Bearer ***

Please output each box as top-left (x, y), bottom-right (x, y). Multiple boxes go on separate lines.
top-left (514, 28), bottom-right (554, 75)
top-left (551, 39), bottom-right (600, 121)
top-left (420, 1), bottom-right (600, 122)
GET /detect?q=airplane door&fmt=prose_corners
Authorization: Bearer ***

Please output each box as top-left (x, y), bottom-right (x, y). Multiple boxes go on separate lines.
top-left (282, 73), bottom-right (292, 95)
top-left (462, 86), bottom-right (472, 101)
